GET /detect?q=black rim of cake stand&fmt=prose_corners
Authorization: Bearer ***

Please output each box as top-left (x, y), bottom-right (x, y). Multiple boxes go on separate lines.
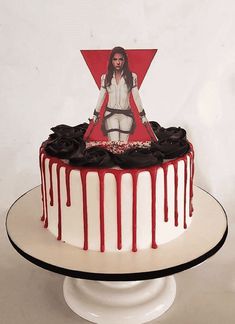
top-left (6, 187), bottom-right (228, 282)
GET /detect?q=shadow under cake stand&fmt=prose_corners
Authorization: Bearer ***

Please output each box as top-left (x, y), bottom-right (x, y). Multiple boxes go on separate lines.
top-left (6, 186), bottom-right (227, 324)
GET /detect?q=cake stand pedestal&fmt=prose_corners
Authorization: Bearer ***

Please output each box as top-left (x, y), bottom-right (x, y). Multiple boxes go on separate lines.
top-left (6, 186), bottom-right (227, 324)
top-left (63, 276), bottom-right (176, 323)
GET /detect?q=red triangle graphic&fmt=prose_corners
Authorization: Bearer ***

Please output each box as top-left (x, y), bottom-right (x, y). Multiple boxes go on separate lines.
top-left (81, 49), bottom-right (158, 143)
top-left (81, 49), bottom-right (157, 89)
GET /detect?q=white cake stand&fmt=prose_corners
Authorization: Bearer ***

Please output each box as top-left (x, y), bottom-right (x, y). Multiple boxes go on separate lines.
top-left (6, 186), bottom-right (227, 324)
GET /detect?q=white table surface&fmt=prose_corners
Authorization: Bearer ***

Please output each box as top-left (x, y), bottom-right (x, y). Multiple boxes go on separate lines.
top-left (1, 191), bottom-right (234, 324)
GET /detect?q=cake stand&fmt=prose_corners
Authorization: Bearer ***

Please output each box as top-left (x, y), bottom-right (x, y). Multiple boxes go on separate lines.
top-left (6, 186), bottom-right (227, 324)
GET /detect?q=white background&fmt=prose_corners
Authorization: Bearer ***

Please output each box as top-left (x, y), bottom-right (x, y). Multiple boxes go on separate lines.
top-left (0, 1), bottom-right (234, 323)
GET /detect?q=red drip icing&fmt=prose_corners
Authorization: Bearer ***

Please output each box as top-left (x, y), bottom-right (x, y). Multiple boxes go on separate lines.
top-left (41, 154), bottom-right (49, 228)
top-left (39, 151), bottom-right (45, 222)
top-left (80, 170), bottom-right (88, 250)
top-left (163, 165), bottom-right (168, 222)
top-left (173, 162), bottom-right (179, 227)
top-left (65, 169), bottom-right (72, 207)
top-left (132, 172), bottom-right (139, 252)
top-left (150, 168), bottom-right (158, 249)
top-left (98, 171), bottom-right (105, 252)
top-left (49, 160), bottom-right (54, 206)
top-left (183, 156), bottom-right (188, 229)
top-left (189, 150), bottom-right (195, 216)
top-left (56, 164), bottom-right (62, 240)
top-left (114, 173), bottom-right (122, 250)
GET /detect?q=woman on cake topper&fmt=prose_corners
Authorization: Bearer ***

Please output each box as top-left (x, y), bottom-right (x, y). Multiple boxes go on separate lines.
top-left (89, 46), bottom-right (153, 143)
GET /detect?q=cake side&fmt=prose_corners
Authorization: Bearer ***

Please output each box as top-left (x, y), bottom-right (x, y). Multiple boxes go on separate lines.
top-left (40, 145), bottom-right (194, 252)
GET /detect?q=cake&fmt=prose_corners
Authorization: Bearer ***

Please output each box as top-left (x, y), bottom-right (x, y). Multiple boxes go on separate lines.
top-left (39, 122), bottom-right (194, 252)
top-left (39, 47), bottom-right (194, 253)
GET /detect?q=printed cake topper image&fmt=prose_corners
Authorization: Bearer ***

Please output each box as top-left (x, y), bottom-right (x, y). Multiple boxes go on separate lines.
top-left (82, 47), bottom-right (158, 152)
top-left (44, 46), bottom-right (190, 168)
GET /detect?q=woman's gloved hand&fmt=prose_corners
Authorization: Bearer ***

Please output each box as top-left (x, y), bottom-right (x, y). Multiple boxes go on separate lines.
top-left (141, 115), bottom-right (148, 123)
top-left (92, 109), bottom-right (99, 123)
top-left (140, 110), bottom-right (148, 123)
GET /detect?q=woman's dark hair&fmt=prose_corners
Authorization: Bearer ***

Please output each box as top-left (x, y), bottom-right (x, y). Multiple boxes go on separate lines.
top-left (105, 46), bottom-right (133, 91)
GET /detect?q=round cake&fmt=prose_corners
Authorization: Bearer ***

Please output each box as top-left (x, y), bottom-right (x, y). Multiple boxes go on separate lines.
top-left (39, 123), bottom-right (194, 252)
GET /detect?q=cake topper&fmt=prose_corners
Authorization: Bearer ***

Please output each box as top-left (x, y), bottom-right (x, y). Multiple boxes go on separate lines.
top-left (82, 47), bottom-right (158, 153)
top-left (44, 47), bottom-right (190, 166)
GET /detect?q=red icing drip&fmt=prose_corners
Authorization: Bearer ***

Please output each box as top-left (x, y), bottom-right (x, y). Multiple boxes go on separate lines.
top-left (56, 164), bottom-right (62, 240)
top-left (114, 173), bottom-right (122, 250)
top-left (150, 168), bottom-right (158, 249)
top-left (173, 162), bottom-right (179, 226)
top-left (49, 160), bottom-right (54, 206)
top-left (98, 171), bottom-right (105, 252)
top-left (132, 172), bottom-right (138, 252)
top-left (183, 156), bottom-right (188, 229)
top-left (80, 170), bottom-right (88, 250)
top-left (163, 165), bottom-right (168, 222)
top-left (41, 154), bottom-right (49, 228)
top-left (189, 150), bottom-right (195, 216)
top-left (39, 151), bottom-right (45, 222)
top-left (65, 168), bottom-right (72, 207)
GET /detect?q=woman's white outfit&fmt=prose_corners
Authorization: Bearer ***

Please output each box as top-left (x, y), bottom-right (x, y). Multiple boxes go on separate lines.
top-left (94, 72), bottom-right (145, 142)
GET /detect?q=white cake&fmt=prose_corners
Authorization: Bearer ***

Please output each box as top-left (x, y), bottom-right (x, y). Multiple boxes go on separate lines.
top-left (39, 144), bottom-right (194, 252)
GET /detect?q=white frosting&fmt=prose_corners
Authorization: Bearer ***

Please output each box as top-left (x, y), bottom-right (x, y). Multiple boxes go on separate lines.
top-left (40, 152), bottom-right (194, 252)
